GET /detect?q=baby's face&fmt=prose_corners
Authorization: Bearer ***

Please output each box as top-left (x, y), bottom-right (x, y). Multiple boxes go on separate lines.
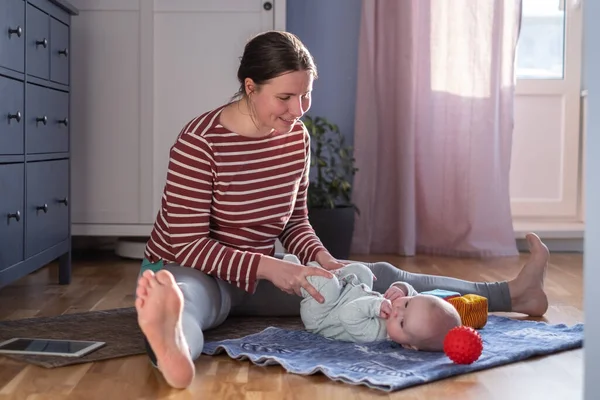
top-left (385, 295), bottom-right (458, 351)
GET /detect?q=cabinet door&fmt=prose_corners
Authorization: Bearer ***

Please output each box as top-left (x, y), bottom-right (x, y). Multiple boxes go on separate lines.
top-left (70, 2), bottom-right (142, 224)
top-left (0, 163), bottom-right (24, 271)
top-left (69, 0), bottom-right (277, 226)
top-left (0, 76), bottom-right (24, 155)
top-left (50, 17), bottom-right (70, 85)
top-left (25, 159), bottom-right (69, 258)
top-left (26, 3), bottom-right (50, 80)
top-left (0, 0), bottom-right (25, 73)
top-left (152, 0), bottom-right (275, 218)
top-left (26, 84), bottom-right (69, 154)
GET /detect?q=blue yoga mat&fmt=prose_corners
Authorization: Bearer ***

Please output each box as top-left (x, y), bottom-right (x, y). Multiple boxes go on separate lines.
top-left (203, 315), bottom-right (583, 392)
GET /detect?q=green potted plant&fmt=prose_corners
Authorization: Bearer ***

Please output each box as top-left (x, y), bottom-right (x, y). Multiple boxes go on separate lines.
top-left (303, 115), bottom-right (359, 259)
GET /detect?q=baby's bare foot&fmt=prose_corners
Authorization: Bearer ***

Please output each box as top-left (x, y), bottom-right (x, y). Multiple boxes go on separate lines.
top-left (509, 233), bottom-right (549, 317)
top-left (135, 269), bottom-right (194, 389)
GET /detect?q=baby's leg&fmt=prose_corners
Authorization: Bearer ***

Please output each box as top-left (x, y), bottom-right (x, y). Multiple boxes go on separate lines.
top-left (302, 271), bottom-right (343, 304)
top-left (335, 263), bottom-right (375, 288)
top-left (298, 270), bottom-right (342, 331)
top-left (278, 254), bottom-right (342, 304)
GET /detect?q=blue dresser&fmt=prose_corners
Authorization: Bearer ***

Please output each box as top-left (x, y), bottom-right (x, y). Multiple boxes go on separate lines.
top-left (0, 0), bottom-right (78, 287)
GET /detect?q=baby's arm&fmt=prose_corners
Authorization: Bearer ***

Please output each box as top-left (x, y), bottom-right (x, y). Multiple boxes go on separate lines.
top-left (338, 296), bottom-right (387, 342)
top-left (383, 281), bottom-right (418, 303)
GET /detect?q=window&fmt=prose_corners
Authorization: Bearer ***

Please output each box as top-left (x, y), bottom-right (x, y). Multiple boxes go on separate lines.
top-left (516, 0), bottom-right (566, 79)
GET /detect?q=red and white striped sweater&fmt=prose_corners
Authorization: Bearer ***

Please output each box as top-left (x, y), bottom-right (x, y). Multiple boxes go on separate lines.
top-left (144, 106), bottom-right (326, 293)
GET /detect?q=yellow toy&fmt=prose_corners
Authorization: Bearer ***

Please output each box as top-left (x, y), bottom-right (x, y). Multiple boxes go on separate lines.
top-left (447, 294), bottom-right (488, 329)
top-left (420, 289), bottom-right (488, 329)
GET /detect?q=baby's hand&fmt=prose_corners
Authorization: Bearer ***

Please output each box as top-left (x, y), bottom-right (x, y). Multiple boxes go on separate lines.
top-left (379, 299), bottom-right (392, 319)
top-left (384, 285), bottom-right (406, 303)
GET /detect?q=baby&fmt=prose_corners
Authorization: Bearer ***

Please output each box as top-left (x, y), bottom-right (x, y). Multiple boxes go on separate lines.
top-left (285, 255), bottom-right (461, 351)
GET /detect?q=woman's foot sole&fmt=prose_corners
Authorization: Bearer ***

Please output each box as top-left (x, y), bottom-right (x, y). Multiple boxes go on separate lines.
top-left (135, 269), bottom-right (195, 389)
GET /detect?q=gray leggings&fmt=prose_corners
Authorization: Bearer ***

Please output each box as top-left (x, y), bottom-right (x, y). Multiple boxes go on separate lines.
top-left (141, 258), bottom-right (511, 364)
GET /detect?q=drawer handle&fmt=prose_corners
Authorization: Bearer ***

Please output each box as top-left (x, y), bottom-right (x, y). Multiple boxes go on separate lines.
top-left (36, 116), bottom-right (48, 125)
top-left (8, 26), bottom-right (23, 38)
top-left (36, 38), bottom-right (48, 48)
top-left (58, 48), bottom-right (69, 57)
top-left (58, 197), bottom-right (68, 206)
top-left (36, 204), bottom-right (48, 213)
top-left (8, 111), bottom-right (22, 123)
top-left (58, 118), bottom-right (69, 126)
top-left (7, 211), bottom-right (21, 222)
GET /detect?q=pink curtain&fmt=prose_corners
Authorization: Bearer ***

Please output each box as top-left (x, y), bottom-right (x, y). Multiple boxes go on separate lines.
top-left (351, 0), bottom-right (522, 257)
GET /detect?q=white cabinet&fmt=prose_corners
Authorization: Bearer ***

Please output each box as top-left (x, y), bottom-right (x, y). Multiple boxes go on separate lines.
top-left (70, 1), bottom-right (142, 227)
top-left (69, 0), bottom-right (284, 236)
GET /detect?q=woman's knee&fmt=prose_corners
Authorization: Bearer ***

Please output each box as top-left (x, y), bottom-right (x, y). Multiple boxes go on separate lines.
top-left (163, 264), bottom-right (233, 330)
top-left (368, 261), bottom-right (396, 277)
top-left (368, 261), bottom-right (407, 293)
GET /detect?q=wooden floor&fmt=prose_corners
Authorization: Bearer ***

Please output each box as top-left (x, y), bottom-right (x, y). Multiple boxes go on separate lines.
top-left (0, 250), bottom-right (583, 399)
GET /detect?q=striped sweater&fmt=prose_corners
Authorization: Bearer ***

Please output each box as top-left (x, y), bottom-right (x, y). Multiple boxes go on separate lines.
top-left (144, 106), bottom-right (327, 293)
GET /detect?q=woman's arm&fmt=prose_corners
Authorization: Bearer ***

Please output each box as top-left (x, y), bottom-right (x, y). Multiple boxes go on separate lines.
top-left (279, 126), bottom-right (328, 264)
top-left (164, 135), bottom-right (262, 293)
top-left (165, 127), bottom-right (333, 299)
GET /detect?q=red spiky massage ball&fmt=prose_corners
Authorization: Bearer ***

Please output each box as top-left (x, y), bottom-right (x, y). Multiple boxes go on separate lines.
top-left (443, 326), bottom-right (483, 365)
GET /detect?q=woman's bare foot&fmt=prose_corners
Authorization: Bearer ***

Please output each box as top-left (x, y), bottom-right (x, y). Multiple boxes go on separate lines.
top-left (508, 233), bottom-right (549, 317)
top-left (135, 269), bottom-right (195, 389)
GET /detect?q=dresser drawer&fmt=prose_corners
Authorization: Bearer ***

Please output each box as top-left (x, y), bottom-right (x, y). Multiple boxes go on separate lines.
top-left (0, 75), bottom-right (24, 155)
top-left (50, 17), bottom-right (69, 85)
top-left (26, 3), bottom-right (50, 80)
top-left (26, 83), bottom-right (69, 154)
top-left (0, 163), bottom-right (25, 271)
top-left (25, 159), bottom-right (69, 258)
top-left (0, 0), bottom-right (25, 73)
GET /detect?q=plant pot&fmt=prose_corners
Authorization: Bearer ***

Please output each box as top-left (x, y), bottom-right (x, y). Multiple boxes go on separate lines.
top-left (308, 206), bottom-right (355, 260)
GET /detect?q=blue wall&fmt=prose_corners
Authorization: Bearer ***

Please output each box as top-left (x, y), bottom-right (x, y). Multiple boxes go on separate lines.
top-left (583, 1), bottom-right (600, 398)
top-left (286, 0), bottom-right (361, 147)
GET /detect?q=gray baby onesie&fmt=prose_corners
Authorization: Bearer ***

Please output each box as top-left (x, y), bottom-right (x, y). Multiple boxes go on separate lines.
top-left (284, 255), bottom-right (417, 343)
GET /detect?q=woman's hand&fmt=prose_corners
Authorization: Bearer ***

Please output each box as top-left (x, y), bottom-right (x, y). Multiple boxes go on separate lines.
top-left (315, 250), bottom-right (348, 271)
top-left (257, 256), bottom-right (333, 303)
top-left (315, 251), bottom-right (376, 280)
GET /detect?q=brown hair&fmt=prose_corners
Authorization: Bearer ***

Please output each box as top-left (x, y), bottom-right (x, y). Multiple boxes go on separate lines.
top-left (233, 30), bottom-right (317, 99)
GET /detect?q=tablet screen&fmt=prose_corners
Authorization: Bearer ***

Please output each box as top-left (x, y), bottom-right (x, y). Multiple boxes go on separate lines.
top-left (0, 339), bottom-right (100, 354)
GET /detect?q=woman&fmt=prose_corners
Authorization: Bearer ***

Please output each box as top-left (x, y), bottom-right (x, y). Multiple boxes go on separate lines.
top-left (134, 30), bottom-right (550, 389)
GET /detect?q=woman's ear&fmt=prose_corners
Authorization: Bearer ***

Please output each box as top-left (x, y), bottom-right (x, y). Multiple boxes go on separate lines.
top-left (244, 78), bottom-right (256, 96)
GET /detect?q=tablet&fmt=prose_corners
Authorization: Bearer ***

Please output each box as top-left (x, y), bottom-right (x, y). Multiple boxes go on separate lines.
top-left (0, 338), bottom-right (105, 357)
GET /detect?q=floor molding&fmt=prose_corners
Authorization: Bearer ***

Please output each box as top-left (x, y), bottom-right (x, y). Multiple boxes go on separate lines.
top-left (516, 238), bottom-right (583, 253)
top-left (513, 220), bottom-right (584, 239)
top-left (513, 220), bottom-right (584, 253)
top-left (74, 230), bottom-right (586, 261)
top-left (114, 237), bottom-right (148, 260)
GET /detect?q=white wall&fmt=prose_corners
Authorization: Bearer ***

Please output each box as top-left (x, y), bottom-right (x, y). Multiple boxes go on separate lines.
top-left (584, 0), bottom-right (600, 398)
